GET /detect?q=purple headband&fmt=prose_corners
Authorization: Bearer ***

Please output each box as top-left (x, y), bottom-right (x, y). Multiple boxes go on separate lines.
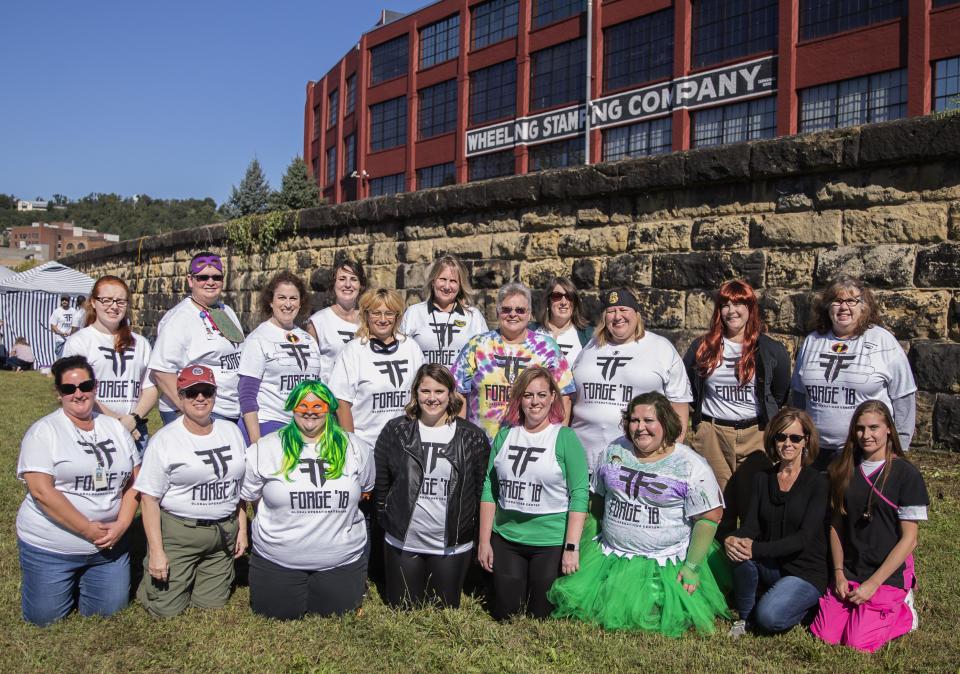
top-left (190, 254), bottom-right (223, 275)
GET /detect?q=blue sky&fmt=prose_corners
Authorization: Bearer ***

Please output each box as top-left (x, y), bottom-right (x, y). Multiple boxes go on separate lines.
top-left (0, 0), bottom-right (426, 205)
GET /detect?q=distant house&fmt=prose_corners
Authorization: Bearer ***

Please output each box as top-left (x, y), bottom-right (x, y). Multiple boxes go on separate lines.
top-left (8, 222), bottom-right (119, 259)
top-left (16, 199), bottom-right (48, 211)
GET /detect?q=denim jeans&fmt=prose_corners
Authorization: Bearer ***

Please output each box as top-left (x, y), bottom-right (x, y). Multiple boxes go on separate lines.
top-left (732, 558), bottom-right (822, 633)
top-left (18, 538), bottom-right (130, 627)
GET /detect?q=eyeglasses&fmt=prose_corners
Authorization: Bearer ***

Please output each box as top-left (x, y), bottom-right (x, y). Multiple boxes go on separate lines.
top-left (549, 292), bottom-right (573, 303)
top-left (368, 311), bottom-right (397, 320)
top-left (58, 379), bottom-right (96, 395)
top-left (294, 400), bottom-right (330, 415)
top-left (831, 297), bottom-right (862, 308)
top-left (95, 296), bottom-right (129, 308)
top-left (774, 433), bottom-right (806, 444)
top-left (193, 274), bottom-right (224, 283)
top-left (499, 306), bottom-right (528, 316)
top-left (182, 385), bottom-right (216, 399)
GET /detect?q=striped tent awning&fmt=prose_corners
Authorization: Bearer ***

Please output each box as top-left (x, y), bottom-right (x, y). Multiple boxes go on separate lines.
top-left (0, 261), bottom-right (95, 294)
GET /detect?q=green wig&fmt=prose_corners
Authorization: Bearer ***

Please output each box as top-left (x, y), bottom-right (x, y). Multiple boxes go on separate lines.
top-left (275, 380), bottom-right (349, 483)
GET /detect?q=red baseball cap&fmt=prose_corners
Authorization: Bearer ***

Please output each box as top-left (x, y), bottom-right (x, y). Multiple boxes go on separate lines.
top-left (176, 364), bottom-right (217, 391)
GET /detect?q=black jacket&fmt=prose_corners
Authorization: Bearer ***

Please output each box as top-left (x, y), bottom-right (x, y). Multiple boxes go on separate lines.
top-left (374, 415), bottom-right (491, 548)
top-left (682, 333), bottom-right (791, 430)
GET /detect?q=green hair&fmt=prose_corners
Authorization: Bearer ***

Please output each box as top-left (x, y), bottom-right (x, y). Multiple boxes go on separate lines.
top-left (275, 380), bottom-right (348, 483)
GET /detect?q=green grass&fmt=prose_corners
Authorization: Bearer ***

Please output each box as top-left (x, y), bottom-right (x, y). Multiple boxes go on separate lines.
top-left (0, 370), bottom-right (958, 673)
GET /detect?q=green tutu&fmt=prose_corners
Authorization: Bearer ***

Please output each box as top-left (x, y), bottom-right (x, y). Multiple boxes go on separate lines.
top-left (548, 539), bottom-right (731, 637)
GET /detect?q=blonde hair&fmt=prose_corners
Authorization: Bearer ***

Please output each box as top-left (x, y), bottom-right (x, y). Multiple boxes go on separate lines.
top-left (593, 304), bottom-right (645, 346)
top-left (356, 288), bottom-right (405, 341)
top-left (423, 255), bottom-right (475, 308)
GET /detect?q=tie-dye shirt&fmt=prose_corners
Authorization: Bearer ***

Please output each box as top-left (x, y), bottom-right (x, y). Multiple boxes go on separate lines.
top-left (451, 329), bottom-right (575, 443)
top-left (593, 437), bottom-right (723, 564)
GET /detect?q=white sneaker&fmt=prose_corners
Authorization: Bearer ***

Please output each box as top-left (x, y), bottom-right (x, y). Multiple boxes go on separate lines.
top-left (728, 619), bottom-right (747, 638)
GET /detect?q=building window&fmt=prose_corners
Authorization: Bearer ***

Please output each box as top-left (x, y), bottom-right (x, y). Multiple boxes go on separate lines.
top-left (345, 75), bottom-right (356, 115)
top-left (532, 0), bottom-right (585, 29)
top-left (528, 138), bottom-right (584, 171)
top-left (369, 173), bottom-right (405, 197)
top-left (933, 0), bottom-right (960, 5)
top-left (419, 79), bottom-right (458, 139)
top-left (370, 96), bottom-right (408, 151)
top-left (471, 0), bottom-right (519, 50)
top-left (530, 39), bottom-right (586, 112)
top-left (693, 96), bottom-right (777, 147)
top-left (934, 56), bottom-right (960, 113)
top-left (468, 150), bottom-right (514, 180)
top-left (370, 34), bottom-right (409, 86)
top-left (417, 162), bottom-right (457, 188)
top-left (345, 135), bottom-right (356, 175)
top-left (692, 0), bottom-right (778, 69)
top-left (799, 0), bottom-right (905, 41)
top-left (469, 60), bottom-right (516, 124)
top-left (420, 15), bottom-right (459, 69)
top-left (328, 89), bottom-right (339, 127)
top-left (603, 10), bottom-right (674, 92)
top-left (326, 146), bottom-right (337, 185)
top-left (602, 117), bottom-right (673, 161)
top-left (799, 69), bottom-right (907, 132)
top-left (313, 105), bottom-right (321, 139)
top-left (312, 156), bottom-right (319, 178)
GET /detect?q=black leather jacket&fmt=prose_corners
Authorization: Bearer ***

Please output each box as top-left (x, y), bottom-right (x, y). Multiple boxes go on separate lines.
top-left (374, 415), bottom-right (491, 548)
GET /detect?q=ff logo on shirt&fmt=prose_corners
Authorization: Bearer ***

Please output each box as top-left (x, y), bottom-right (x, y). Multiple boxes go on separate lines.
top-left (422, 442), bottom-right (450, 473)
top-left (618, 467), bottom-right (668, 499)
top-left (507, 445), bottom-right (545, 477)
top-left (279, 343), bottom-right (312, 371)
top-left (374, 360), bottom-right (409, 387)
top-left (493, 354), bottom-right (531, 384)
top-left (79, 438), bottom-right (118, 468)
top-left (430, 321), bottom-right (462, 348)
top-left (596, 355), bottom-right (632, 380)
top-left (298, 457), bottom-right (328, 487)
top-left (98, 347), bottom-right (135, 376)
top-left (818, 352), bottom-right (857, 382)
top-left (194, 446), bottom-right (233, 479)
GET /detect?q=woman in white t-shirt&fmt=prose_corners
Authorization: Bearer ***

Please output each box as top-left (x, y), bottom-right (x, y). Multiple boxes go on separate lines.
top-left (242, 380), bottom-right (374, 619)
top-left (328, 288), bottom-right (425, 451)
top-left (792, 275), bottom-right (917, 468)
top-left (305, 256), bottom-right (366, 382)
top-left (16, 355), bottom-right (141, 626)
top-left (238, 271), bottom-right (321, 443)
top-left (399, 255), bottom-right (488, 369)
top-left (135, 365), bottom-right (248, 618)
top-left (571, 287), bottom-right (693, 473)
top-left (532, 276), bottom-right (592, 366)
top-left (64, 275), bottom-right (158, 455)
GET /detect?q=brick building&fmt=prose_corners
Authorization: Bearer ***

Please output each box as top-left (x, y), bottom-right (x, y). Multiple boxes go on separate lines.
top-left (304, 0), bottom-right (960, 204)
top-left (9, 222), bottom-right (120, 260)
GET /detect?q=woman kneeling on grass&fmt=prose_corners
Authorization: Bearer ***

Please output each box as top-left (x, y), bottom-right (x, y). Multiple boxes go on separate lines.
top-left (548, 391), bottom-right (730, 636)
top-left (242, 380), bottom-right (374, 619)
top-left (811, 400), bottom-right (929, 653)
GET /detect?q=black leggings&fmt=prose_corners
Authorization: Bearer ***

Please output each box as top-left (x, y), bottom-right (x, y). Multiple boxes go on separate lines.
top-left (249, 551), bottom-right (367, 620)
top-left (490, 532), bottom-right (562, 620)
top-left (383, 543), bottom-right (472, 609)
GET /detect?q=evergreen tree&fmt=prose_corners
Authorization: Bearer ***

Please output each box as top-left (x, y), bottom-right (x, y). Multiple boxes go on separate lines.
top-left (272, 156), bottom-right (321, 211)
top-left (221, 158), bottom-right (273, 218)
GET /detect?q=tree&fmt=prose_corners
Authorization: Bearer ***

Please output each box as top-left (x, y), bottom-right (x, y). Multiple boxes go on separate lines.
top-left (271, 156), bottom-right (321, 211)
top-left (220, 158), bottom-right (273, 219)
top-left (0, 194), bottom-right (16, 210)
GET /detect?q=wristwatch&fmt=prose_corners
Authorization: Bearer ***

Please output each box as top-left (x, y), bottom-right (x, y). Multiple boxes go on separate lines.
top-left (563, 543), bottom-right (579, 552)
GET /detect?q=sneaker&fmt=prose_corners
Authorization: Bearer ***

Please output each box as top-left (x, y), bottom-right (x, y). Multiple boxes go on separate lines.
top-left (728, 619), bottom-right (747, 638)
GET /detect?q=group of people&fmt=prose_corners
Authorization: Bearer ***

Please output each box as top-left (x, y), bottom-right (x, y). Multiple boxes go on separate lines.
top-left (14, 250), bottom-right (928, 654)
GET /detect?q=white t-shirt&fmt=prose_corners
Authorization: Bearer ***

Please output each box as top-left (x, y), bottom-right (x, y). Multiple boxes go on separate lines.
top-left (327, 336), bottom-right (425, 451)
top-left (71, 307), bottom-right (88, 330)
top-left (493, 424), bottom-right (569, 515)
top-left (571, 333), bottom-right (693, 471)
top-left (400, 301), bottom-right (488, 369)
top-left (701, 338), bottom-right (759, 422)
top-left (16, 410), bottom-right (140, 555)
top-left (238, 321), bottom-right (321, 423)
top-left (308, 307), bottom-right (359, 383)
top-left (241, 430), bottom-right (374, 570)
top-left (384, 421), bottom-right (472, 555)
top-left (539, 323), bottom-right (584, 366)
top-left (792, 325), bottom-right (917, 450)
top-left (64, 327), bottom-right (155, 416)
top-left (50, 307), bottom-right (75, 336)
top-left (148, 297), bottom-right (244, 418)
top-left (134, 417), bottom-right (246, 520)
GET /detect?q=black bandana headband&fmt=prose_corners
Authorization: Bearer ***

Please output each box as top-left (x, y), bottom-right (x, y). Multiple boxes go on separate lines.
top-left (601, 288), bottom-right (642, 313)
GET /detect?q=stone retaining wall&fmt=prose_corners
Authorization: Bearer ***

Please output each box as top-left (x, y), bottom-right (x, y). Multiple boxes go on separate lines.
top-left (63, 115), bottom-right (960, 449)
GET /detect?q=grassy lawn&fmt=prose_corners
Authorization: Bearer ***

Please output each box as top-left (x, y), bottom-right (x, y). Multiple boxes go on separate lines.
top-left (0, 370), bottom-right (957, 674)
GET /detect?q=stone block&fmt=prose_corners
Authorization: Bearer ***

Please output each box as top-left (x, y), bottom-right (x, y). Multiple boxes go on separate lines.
top-left (815, 245), bottom-right (916, 288)
top-left (843, 204), bottom-right (948, 244)
top-left (908, 341), bottom-right (960, 393)
top-left (776, 192), bottom-right (814, 212)
top-left (435, 234), bottom-right (492, 260)
top-left (652, 251), bottom-right (765, 289)
top-left (571, 258), bottom-right (600, 289)
top-left (691, 216), bottom-right (750, 250)
top-left (750, 128), bottom-right (860, 177)
top-left (615, 153), bottom-right (686, 192)
top-left (950, 202), bottom-right (960, 239)
top-left (368, 242), bottom-right (399, 265)
top-left (448, 214), bottom-right (519, 237)
top-left (632, 289), bottom-right (685, 329)
top-left (758, 289), bottom-right (813, 334)
top-left (876, 291), bottom-right (951, 340)
top-left (814, 182), bottom-right (915, 209)
top-left (518, 259), bottom-right (571, 288)
top-left (366, 265), bottom-right (399, 289)
top-left (685, 143), bottom-right (752, 184)
top-left (398, 240), bottom-right (433, 263)
top-left (751, 211), bottom-right (842, 247)
top-left (521, 209), bottom-right (577, 230)
top-left (915, 242), bottom-right (960, 287)
top-left (672, 181), bottom-right (777, 218)
top-left (468, 259), bottom-right (515, 290)
top-left (860, 114), bottom-right (960, 166)
top-left (684, 290), bottom-right (715, 331)
top-left (525, 230), bottom-right (560, 258)
top-left (403, 219), bottom-right (446, 240)
top-left (576, 207), bottom-right (608, 226)
top-left (913, 391), bottom-right (936, 449)
top-left (484, 173), bottom-right (542, 207)
top-left (491, 232), bottom-right (529, 258)
top-left (600, 253), bottom-right (653, 288)
top-left (540, 166), bottom-right (620, 200)
top-left (558, 226), bottom-right (629, 256)
top-left (933, 395), bottom-right (960, 451)
top-left (766, 250), bottom-right (817, 288)
top-left (629, 221), bottom-right (693, 252)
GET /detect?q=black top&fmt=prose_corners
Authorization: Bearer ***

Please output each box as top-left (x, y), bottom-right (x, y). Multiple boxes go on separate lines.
top-left (840, 458), bottom-right (929, 589)
top-left (732, 465), bottom-right (830, 592)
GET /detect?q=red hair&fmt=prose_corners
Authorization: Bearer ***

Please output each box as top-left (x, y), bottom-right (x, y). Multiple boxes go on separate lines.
top-left (694, 279), bottom-right (763, 385)
top-left (500, 366), bottom-right (566, 427)
top-left (88, 276), bottom-right (135, 354)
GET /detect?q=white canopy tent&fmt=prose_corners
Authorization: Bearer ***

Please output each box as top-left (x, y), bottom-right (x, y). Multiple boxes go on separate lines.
top-left (0, 261), bottom-right (96, 367)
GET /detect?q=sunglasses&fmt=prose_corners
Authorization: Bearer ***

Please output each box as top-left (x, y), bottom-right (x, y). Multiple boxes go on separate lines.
top-left (294, 400), bottom-right (330, 415)
top-left (193, 274), bottom-right (224, 283)
top-left (549, 292), bottom-right (573, 303)
top-left (182, 385), bottom-right (217, 399)
top-left (499, 306), bottom-right (528, 316)
top-left (59, 379), bottom-right (96, 395)
top-left (774, 433), bottom-right (806, 444)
